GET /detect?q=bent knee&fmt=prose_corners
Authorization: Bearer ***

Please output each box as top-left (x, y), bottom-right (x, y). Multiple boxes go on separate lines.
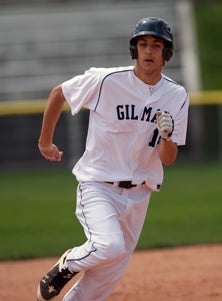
top-left (96, 234), bottom-right (126, 261)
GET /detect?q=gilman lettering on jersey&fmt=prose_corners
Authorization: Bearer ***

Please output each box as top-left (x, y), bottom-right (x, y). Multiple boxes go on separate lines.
top-left (116, 105), bottom-right (164, 123)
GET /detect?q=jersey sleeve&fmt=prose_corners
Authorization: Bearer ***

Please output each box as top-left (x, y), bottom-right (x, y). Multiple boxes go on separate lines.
top-left (61, 68), bottom-right (103, 115)
top-left (172, 92), bottom-right (189, 146)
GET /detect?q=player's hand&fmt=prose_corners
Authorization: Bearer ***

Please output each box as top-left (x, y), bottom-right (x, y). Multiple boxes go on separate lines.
top-left (38, 143), bottom-right (63, 161)
top-left (156, 111), bottom-right (174, 140)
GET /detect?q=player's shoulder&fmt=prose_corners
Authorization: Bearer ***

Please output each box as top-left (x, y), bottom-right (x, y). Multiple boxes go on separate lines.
top-left (162, 75), bottom-right (187, 94)
top-left (86, 66), bottom-right (134, 79)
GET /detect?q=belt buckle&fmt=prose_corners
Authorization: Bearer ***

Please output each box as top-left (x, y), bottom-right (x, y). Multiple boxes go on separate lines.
top-left (118, 181), bottom-right (136, 189)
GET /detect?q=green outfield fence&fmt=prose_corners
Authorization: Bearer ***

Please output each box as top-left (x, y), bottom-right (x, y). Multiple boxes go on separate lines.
top-left (0, 90), bottom-right (222, 116)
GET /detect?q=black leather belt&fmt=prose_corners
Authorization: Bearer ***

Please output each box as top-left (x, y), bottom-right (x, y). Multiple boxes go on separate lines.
top-left (105, 181), bottom-right (145, 189)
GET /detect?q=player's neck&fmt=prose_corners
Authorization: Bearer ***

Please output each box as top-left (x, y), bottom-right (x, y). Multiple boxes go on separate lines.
top-left (134, 65), bottom-right (162, 85)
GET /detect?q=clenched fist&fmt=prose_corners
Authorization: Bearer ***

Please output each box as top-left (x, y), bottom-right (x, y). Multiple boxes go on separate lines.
top-left (156, 111), bottom-right (174, 141)
top-left (38, 143), bottom-right (63, 161)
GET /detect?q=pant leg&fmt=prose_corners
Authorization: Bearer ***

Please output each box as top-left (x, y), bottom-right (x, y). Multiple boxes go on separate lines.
top-left (66, 182), bottom-right (127, 271)
top-left (63, 252), bottom-right (131, 301)
top-left (64, 182), bottom-right (151, 301)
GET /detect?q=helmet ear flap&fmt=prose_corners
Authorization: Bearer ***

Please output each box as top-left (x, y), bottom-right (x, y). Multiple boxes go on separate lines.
top-left (129, 44), bottom-right (137, 60)
top-left (163, 47), bottom-right (173, 61)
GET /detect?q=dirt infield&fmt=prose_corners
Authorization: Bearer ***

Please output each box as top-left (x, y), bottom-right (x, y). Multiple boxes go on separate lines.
top-left (1, 244), bottom-right (221, 301)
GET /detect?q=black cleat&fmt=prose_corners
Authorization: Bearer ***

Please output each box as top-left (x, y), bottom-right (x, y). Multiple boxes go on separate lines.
top-left (37, 249), bottom-right (77, 301)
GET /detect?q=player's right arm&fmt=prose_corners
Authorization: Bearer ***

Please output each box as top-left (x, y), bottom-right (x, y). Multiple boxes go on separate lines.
top-left (38, 85), bottom-right (66, 161)
top-left (155, 111), bottom-right (178, 166)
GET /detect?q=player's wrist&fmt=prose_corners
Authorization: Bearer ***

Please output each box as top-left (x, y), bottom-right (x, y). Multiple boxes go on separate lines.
top-left (161, 136), bottom-right (172, 142)
top-left (38, 143), bottom-right (54, 151)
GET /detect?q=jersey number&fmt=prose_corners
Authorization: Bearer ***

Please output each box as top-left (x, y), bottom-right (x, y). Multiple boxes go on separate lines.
top-left (149, 129), bottom-right (160, 147)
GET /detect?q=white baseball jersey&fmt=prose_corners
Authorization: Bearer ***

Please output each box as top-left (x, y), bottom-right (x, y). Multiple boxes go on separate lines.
top-left (62, 66), bottom-right (189, 191)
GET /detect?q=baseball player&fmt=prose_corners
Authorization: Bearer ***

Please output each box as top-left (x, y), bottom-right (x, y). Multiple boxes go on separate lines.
top-left (37, 17), bottom-right (189, 301)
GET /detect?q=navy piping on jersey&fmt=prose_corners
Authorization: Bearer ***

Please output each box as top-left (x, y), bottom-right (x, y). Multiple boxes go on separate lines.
top-left (67, 182), bottom-right (97, 262)
top-left (163, 75), bottom-right (188, 93)
top-left (94, 69), bottom-right (134, 112)
top-left (163, 75), bottom-right (181, 86)
top-left (180, 97), bottom-right (188, 111)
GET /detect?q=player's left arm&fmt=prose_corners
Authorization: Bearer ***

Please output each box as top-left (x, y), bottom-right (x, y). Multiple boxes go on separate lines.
top-left (156, 138), bottom-right (178, 166)
top-left (155, 111), bottom-right (178, 166)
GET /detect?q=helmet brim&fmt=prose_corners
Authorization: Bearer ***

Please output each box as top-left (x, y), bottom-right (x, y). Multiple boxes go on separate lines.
top-left (130, 31), bottom-right (173, 45)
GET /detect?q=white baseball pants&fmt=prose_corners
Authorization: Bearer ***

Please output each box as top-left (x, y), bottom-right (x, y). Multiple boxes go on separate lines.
top-left (64, 181), bottom-right (151, 301)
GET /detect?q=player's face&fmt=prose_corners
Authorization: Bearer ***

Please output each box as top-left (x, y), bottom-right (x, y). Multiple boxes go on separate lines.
top-left (134, 35), bottom-right (165, 84)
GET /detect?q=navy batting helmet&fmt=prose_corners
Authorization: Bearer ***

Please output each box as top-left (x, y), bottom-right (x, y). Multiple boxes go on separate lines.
top-left (129, 17), bottom-right (174, 61)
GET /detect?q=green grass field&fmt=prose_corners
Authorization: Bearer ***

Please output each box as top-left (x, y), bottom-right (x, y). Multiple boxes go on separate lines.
top-left (140, 162), bottom-right (222, 248)
top-left (0, 162), bottom-right (221, 261)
